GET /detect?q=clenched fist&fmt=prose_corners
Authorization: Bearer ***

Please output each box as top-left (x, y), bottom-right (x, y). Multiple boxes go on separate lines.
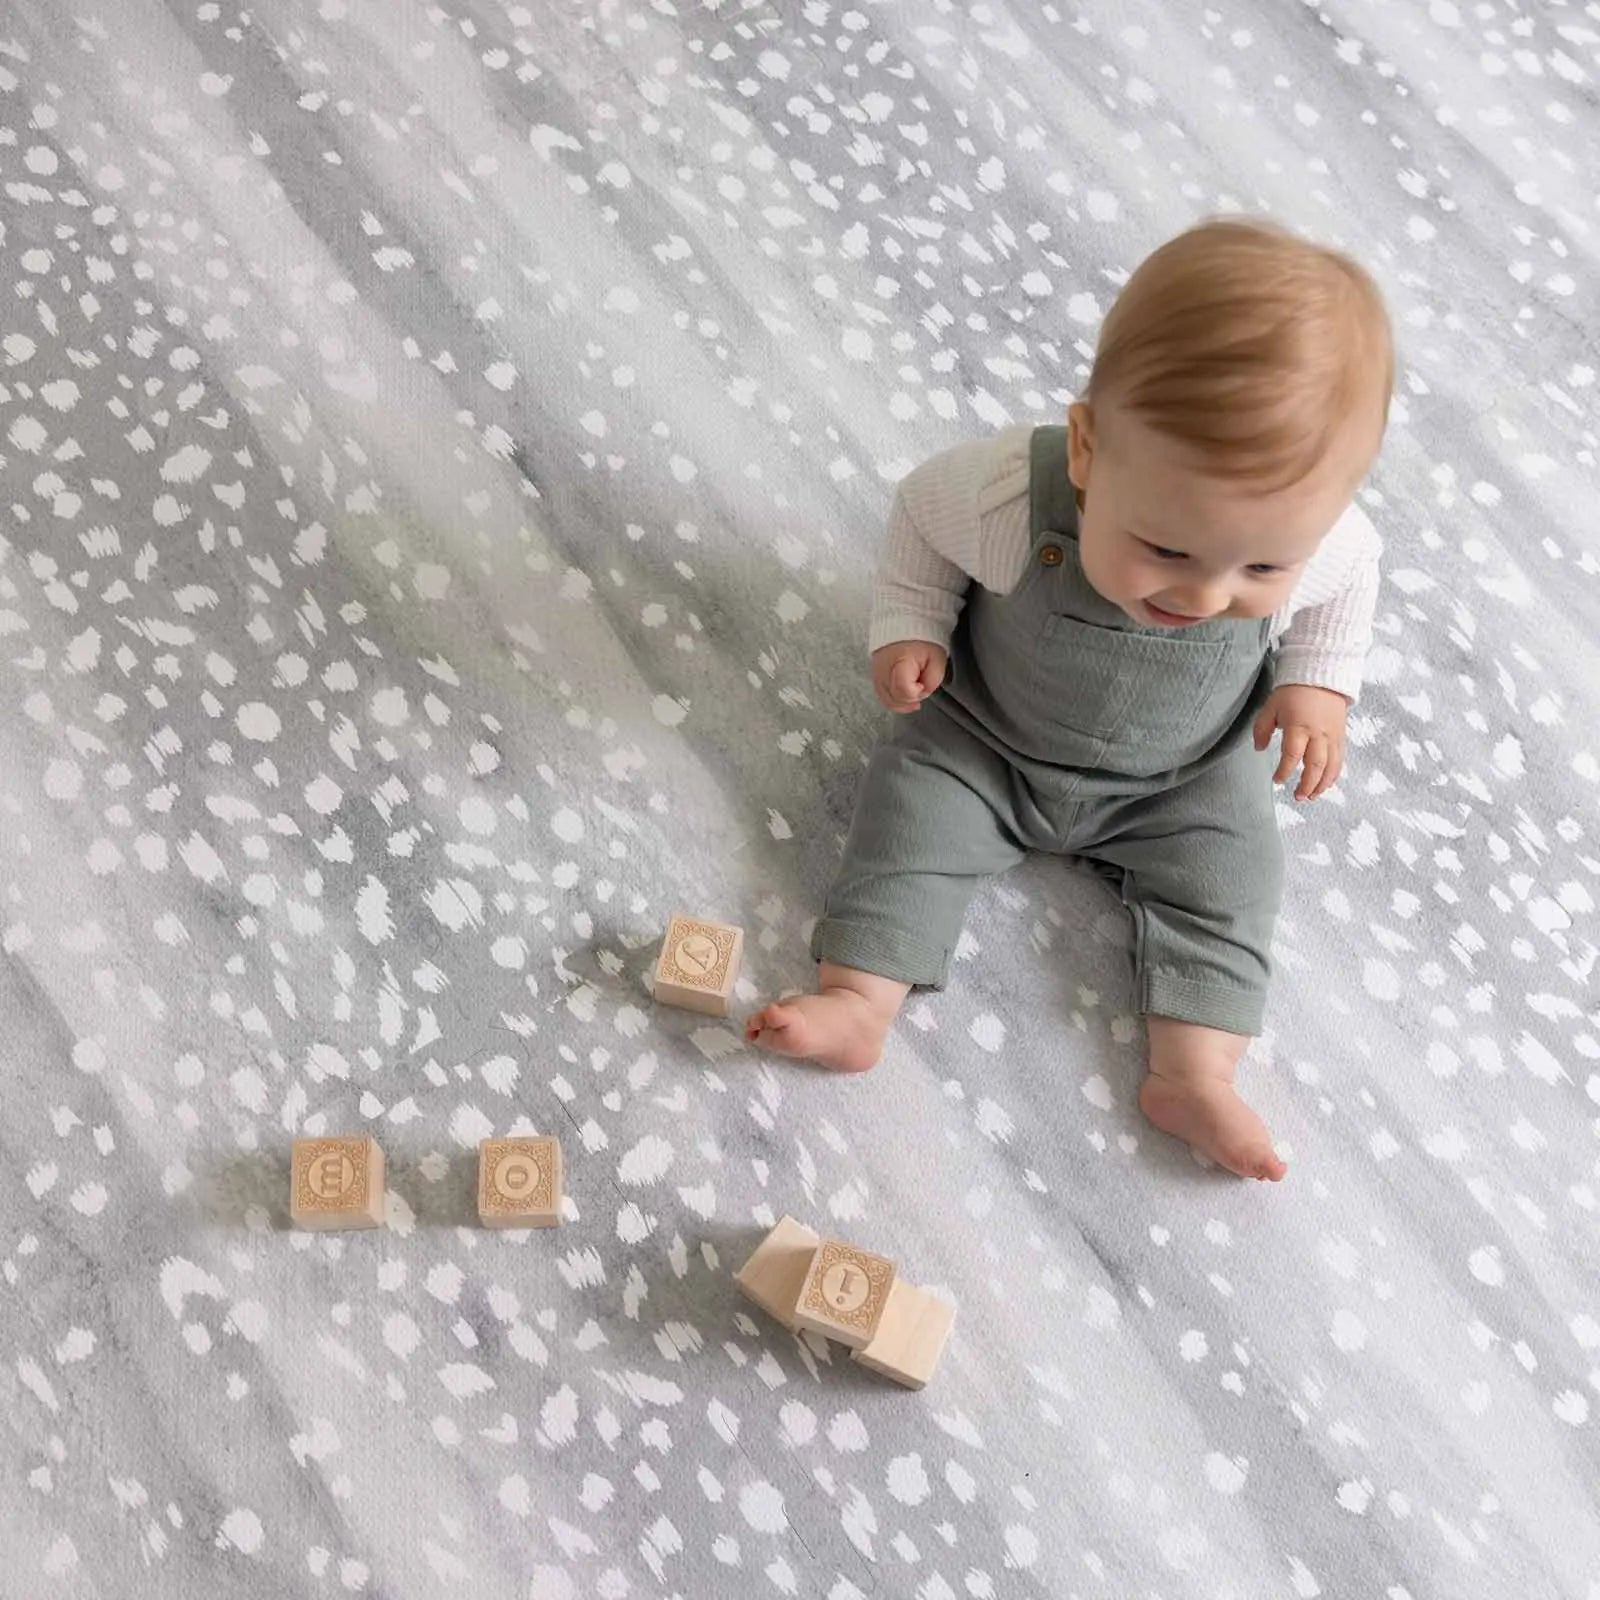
top-left (872, 639), bottom-right (948, 713)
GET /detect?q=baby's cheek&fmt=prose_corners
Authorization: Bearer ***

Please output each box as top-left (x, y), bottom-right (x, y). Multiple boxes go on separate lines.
top-left (1084, 547), bottom-right (1135, 601)
top-left (1238, 584), bottom-right (1293, 619)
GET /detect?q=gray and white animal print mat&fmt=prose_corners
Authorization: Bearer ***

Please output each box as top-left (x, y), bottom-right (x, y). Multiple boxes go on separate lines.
top-left (1, 2), bottom-right (1596, 1596)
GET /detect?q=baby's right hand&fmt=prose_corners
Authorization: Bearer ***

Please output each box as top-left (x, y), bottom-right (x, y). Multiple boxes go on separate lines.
top-left (871, 639), bottom-right (948, 713)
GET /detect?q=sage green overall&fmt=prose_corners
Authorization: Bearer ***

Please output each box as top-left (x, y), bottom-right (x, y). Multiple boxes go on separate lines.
top-left (813, 425), bottom-right (1283, 1036)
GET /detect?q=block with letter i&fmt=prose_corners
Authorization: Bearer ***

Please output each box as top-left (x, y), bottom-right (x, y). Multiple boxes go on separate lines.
top-left (792, 1237), bottom-right (896, 1350)
top-left (291, 1137), bottom-right (386, 1231)
top-left (653, 913), bottom-right (744, 1016)
top-left (478, 1136), bottom-right (563, 1229)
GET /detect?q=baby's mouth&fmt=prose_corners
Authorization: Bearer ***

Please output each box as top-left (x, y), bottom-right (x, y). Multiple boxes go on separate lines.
top-left (1142, 600), bottom-right (1207, 628)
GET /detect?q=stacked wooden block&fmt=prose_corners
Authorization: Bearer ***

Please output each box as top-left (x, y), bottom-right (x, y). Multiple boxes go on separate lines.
top-left (735, 1216), bottom-right (956, 1390)
top-left (289, 1135), bottom-right (564, 1230)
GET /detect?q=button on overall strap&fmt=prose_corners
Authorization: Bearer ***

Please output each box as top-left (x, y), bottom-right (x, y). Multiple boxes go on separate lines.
top-left (1029, 425), bottom-right (1079, 542)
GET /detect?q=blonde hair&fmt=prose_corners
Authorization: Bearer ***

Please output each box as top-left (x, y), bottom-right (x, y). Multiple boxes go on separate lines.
top-left (1087, 219), bottom-right (1393, 488)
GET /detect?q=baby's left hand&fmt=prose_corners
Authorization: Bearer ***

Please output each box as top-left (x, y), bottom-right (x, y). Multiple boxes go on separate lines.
top-left (1253, 685), bottom-right (1349, 801)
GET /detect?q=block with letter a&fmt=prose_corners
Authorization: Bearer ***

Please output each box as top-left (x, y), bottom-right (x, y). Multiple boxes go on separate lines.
top-left (653, 913), bottom-right (744, 1017)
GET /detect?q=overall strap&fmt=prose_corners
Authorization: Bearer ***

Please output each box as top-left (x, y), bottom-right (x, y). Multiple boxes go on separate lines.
top-left (1029, 425), bottom-right (1080, 541)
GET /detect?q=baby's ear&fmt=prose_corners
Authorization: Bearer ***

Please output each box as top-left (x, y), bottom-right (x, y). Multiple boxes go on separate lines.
top-left (1066, 402), bottom-right (1096, 491)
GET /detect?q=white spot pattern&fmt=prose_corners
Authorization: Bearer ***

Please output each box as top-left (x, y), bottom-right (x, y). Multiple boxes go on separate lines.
top-left (0, 2), bottom-right (1594, 1596)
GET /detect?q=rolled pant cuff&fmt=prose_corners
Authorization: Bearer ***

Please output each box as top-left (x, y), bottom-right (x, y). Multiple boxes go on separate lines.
top-left (1140, 969), bottom-right (1265, 1037)
top-left (811, 916), bottom-right (952, 989)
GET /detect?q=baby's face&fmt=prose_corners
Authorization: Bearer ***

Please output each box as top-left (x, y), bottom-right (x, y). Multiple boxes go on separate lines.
top-left (1067, 404), bottom-right (1372, 630)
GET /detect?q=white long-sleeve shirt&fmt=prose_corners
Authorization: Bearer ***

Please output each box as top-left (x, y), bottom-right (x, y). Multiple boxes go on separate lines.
top-left (871, 425), bottom-right (1382, 701)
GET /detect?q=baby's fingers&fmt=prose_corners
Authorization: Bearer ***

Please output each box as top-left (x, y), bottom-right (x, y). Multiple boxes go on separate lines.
top-left (1294, 736), bottom-right (1330, 801)
top-left (1273, 727), bottom-right (1308, 786)
top-left (890, 656), bottom-right (924, 701)
top-left (873, 660), bottom-right (923, 713)
top-left (1252, 704), bottom-right (1279, 752)
top-left (873, 673), bottom-right (912, 714)
top-left (1307, 745), bottom-right (1344, 800)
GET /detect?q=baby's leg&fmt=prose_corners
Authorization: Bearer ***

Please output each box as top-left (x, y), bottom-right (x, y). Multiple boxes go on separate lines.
top-left (1139, 1019), bottom-right (1286, 1181)
top-left (1083, 738), bottom-right (1286, 1178)
top-left (746, 704), bottom-right (1025, 1074)
top-left (745, 964), bottom-right (911, 1074)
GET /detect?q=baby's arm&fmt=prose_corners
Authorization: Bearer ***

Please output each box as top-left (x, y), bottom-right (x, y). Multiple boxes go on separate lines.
top-left (869, 429), bottom-right (1032, 712)
top-left (871, 490), bottom-right (971, 659)
top-left (1272, 505), bottom-right (1381, 701)
top-left (870, 492), bottom-right (967, 711)
top-left (1255, 507), bottom-right (1382, 799)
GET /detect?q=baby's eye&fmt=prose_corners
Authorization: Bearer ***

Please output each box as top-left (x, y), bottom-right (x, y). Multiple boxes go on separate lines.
top-left (1148, 544), bottom-right (1187, 561)
top-left (1246, 563), bottom-right (1282, 576)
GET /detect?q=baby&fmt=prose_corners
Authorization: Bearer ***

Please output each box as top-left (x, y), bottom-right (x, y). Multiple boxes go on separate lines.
top-left (746, 219), bottom-right (1393, 1182)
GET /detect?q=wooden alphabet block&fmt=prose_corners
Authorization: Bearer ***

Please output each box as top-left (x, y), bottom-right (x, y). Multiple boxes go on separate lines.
top-left (734, 1216), bottom-right (820, 1330)
top-left (478, 1136), bottom-right (563, 1228)
top-left (291, 1136), bottom-right (386, 1231)
top-left (653, 914), bottom-right (744, 1017)
top-left (852, 1280), bottom-right (956, 1390)
top-left (793, 1237), bottom-right (896, 1350)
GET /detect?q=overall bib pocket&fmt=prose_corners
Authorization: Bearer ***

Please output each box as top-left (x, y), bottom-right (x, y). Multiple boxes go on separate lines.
top-left (1034, 613), bottom-right (1231, 742)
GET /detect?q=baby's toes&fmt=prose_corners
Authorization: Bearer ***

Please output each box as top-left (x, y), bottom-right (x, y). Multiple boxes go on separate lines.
top-left (1240, 1139), bottom-right (1286, 1182)
top-left (764, 1004), bottom-right (802, 1039)
top-left (745, 1004), bottom-right (793, 1044)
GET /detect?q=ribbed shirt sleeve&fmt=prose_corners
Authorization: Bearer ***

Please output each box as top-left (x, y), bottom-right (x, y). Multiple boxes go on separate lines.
top-left (1271, 502), bottom-right (1383, 701)
top-left (868, 425), bottom-right (1034, 655)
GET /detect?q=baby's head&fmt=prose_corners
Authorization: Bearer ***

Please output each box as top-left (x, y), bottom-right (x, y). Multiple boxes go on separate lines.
top-left (1068, 219), bottom-right (1393, 629)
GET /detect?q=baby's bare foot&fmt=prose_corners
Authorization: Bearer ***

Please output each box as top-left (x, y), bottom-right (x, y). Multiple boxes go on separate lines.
top-left (744, 988), bottom-right (890, 1074)
top-left (1138, 1071), bottom-right (1287, 1181)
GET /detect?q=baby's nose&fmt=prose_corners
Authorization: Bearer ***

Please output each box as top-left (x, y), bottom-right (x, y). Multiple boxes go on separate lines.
top-left (1171, 582), bottom-right (1231, 619)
